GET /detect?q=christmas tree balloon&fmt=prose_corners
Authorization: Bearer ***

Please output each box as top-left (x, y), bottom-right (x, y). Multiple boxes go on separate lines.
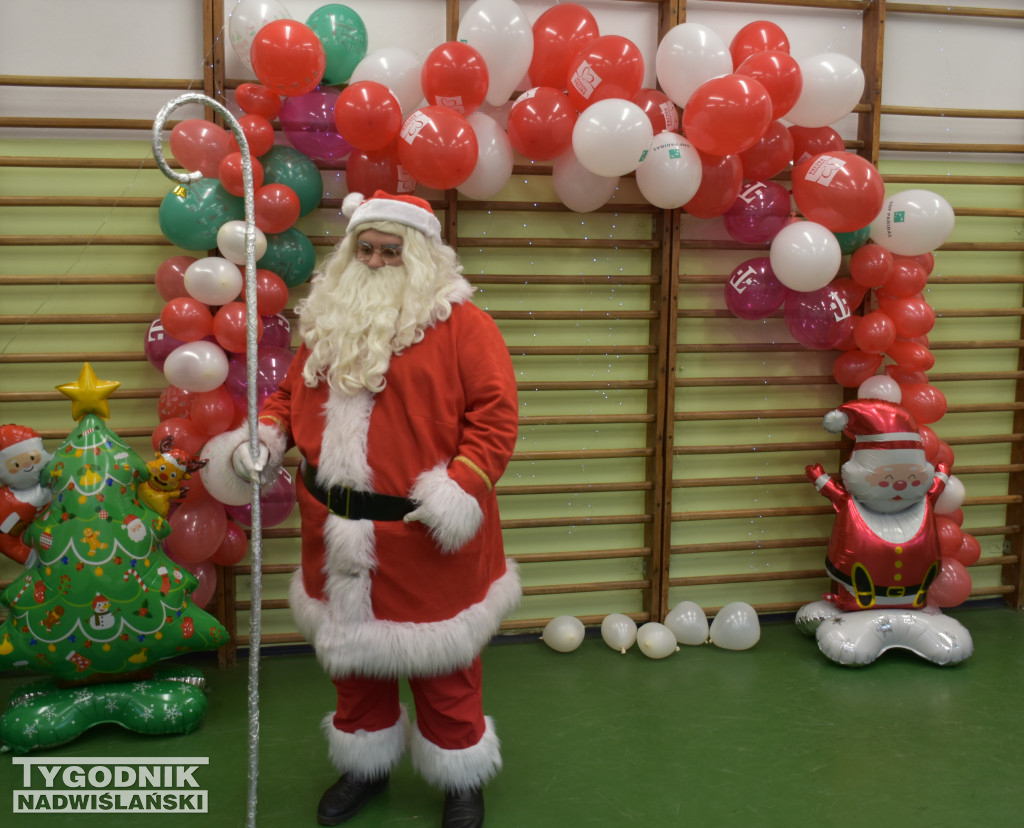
top-left (0, 364), bottom-right (229, 753)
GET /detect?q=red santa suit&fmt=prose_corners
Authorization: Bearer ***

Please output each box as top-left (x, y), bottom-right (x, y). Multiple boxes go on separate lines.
top-left (254, 282), bottom-right (521, 792)
top-left (0, 424), bottom-right (53, 564)
top-left (807, 399), bottom-right (947, 612)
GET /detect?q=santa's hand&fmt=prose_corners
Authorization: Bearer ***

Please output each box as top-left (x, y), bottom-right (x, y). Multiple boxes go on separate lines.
top-left (232, 442), bottom-right (270, 483)
top-left (403, 507), bottom-right (426, 526)
top-left (805, 463), bottom-right (826, 482)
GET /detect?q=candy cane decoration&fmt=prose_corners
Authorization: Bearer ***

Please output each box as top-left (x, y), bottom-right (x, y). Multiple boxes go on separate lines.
top-left (153, 92), bottom-right (264, 828)
top-left (124, 567), bottom-right (149, 592)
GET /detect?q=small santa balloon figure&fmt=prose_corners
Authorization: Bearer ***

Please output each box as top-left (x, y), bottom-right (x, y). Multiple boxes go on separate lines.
top-left (796, 399), bottom-right (974, 666)
top-left (0, 424), bottom-right (53, 565)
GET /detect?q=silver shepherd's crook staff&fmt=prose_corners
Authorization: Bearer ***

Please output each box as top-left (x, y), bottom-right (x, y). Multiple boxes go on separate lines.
top-left (152, 92), bottom-right (264, 828)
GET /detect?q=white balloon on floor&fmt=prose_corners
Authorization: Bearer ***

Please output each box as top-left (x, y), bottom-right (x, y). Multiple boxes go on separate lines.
top-left (541, 615), bottom-right (585, 653)
top-left (709, 602), bottom-right (761, 651)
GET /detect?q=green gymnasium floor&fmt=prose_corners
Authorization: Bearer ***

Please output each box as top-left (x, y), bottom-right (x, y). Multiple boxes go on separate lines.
top-left (3, 604), bottom-right (1024, 827)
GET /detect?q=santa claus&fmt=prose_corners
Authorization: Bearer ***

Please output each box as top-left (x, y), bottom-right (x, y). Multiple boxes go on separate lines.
top-left (0, 424), bottom-right (53, 565)
top-left (228, 191), bottom-right (520, 827)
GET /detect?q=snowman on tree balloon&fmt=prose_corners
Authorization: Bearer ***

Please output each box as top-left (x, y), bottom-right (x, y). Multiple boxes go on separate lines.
top-left (796, 398), bottom-right (973, 666)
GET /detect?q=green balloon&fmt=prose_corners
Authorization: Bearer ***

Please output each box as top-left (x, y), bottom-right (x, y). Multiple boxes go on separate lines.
top-left (834, 225), bottom-right (871, 255)
top-left (307, 4), bottom-right (368, 85)
top-left (259, 227), bottom-right (317, 287)
top-left (262, 145), bottom-right (324, 216)
top-left (158, 179), bottom-right (244, 251)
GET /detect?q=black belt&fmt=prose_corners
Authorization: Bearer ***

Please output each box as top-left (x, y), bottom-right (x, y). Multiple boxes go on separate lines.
top-left (300, 462), bottom-right (415, 521)
top-left (826, 558), bottom-right (936, 598)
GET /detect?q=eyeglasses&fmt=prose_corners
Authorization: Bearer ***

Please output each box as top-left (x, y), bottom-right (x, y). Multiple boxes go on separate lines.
top-left (355, 241), bottom-right (404, 265)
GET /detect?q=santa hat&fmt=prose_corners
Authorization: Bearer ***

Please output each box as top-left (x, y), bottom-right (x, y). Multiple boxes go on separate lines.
top-left (823, 399), bottom-right (926, 463)
top-left (0, 424), bottom-right (42, 463)
top-left (342, 190), bottom-right (442, 242)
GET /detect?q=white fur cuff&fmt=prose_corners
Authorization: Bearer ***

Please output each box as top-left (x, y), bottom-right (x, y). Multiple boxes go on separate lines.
top-left (408, 464), bottom-right (484, 553)
top-left (411, 716), bottom-right (501, 793)
top-left (323, 707), bottom-right (411, 779)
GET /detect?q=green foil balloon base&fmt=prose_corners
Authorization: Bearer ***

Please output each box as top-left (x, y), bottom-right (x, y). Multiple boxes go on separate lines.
top-left (0, 664), bottom-right (211, 754)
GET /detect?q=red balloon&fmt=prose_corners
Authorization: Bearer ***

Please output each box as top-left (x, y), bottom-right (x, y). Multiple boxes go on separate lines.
top-left (738, 120), bottom-right (794, 180)
top-left (236, 83), bottom-right (282, 119)
top-left (210, 520), bottom-right (250, 566)
top-left (920, 424), bottom-right (940, 462)
top-left (632, 88), bottom-right (679, 135)
top-left (254, 184), bottom-right (301, 233)
top-left (397, 107), bottom-right (478, 191)
top-left (934, 440), bottom-right (955, 469)
top-left (506, 87), bottom-right (577, 161)
top-left (885, 363), bottom-right (928, 387)
top-left (566, 35), bottom-right (645, 112)
top-left (212, 302), bottom-right (261, 353)
top-left (853, 311), bottom-right (896, 355)
top-left (683, 151), bottom-right (743, 218)
top-left (334, 81), bottom-right (403, 151)
top-left (681, 75), bottom-right (772, 157)
top-left (886, 339), bottom-right (935, 372)
top-left (158, 385), bottom-right (195, 421)
top-left (152, 417), bottom-right (206, 458)
top-left (883, 296), bottom-right (936, 338)
top-left (166, 495), bottom-right (228, 563)
top-left (833, 349), bottom-right (884, 387)
top-left (250, 20), bottom-right (326, 97)
top-left (169, 119), bottom-right (232, 177)
top-left (161, 297), bottom-right (213, 342)
top-left (229, 114), bottom-right (276, 158)
top-left (346, 143), bottom-right (408, 195)
top-left (926, 558), bottom-right (972, 608)
top-left (900, 383), bottom-right (947, 425)
top-left (248, 268), bottom-right (289, 317)
top-left (789, 125), bottom-right (844, 164)
top-left (913, 251), bottom-right (935, 276)
top-left (849, 243), bottom-right (894, 289)
top-left (792, 152), bottom-right (885, 233)
top-left (735, 50), bottom-right (802, 119)
top-left (952, 533), bottom-right (981, 566)
top-left (191, 386), bottom-right (236, 436)
top-left (730, 20), bottom-right (791, 69)
top-left (936, 516), bottom-right (964, 558)
top-left (155, 255), bottom-right (198, 301)
top-left (219, 152), bottom-right (265, 197)
top-left (421, 41), bottom-right (489, 115)
top-left (882, 259), bottom-right (928, 298)
top-left (529, 3), bottom-right (600, 90)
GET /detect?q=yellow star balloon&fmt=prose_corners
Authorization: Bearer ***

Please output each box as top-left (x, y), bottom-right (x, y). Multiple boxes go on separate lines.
top-left (57, 363), bottom-right (121, 421)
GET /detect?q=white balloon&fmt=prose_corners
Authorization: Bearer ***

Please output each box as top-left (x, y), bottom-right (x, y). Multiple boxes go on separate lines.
top-left (769, 220), bottom-right (841, 292)
top-left (869, 189), bottom-right (955, 256)
top-left (184, 256), bottom-right (244, 306)
top-left (709, 602), bottom-right (760, 651)
top-left (655, 23), bottom-right (732, 108)
top-left (552, 150), bottom-right (619, 213)
top-left (162, 341), bottom-right (229, 393)
top-left (664, 600), bottom-right (709, 645)
top-left (858, 375), bottom-right (902, 403)
top-left (200, 430), bottom-right (252, 506)
top-left (350, 48), bottom-right (423, 114)
top-left (814, 607), bottom-right (973, 666)
top-left (217, 220), bottom-right (268, 267)
top-left (457, 113), bottom-right (514, 200)
top-left (572, 99), bottom-right (654, 178)
top-left (457, 0), bottom-right (534, 107)
top-left (600, 613), bottom-right (638, 654)
top-left (635, 133), bottom-right (702, 209)
top-left (935, 474), bottom-right (966, 515)
top-left (227, 0), bottom-right (291, 69)
top-left (636, 622), bottom-right (679, 659)
top-left (541, 615), bottom-right (585, 653)
top-left (785, 53), bottom-right (865, 128)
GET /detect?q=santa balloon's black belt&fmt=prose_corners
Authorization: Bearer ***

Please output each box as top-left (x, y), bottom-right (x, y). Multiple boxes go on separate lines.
top-left (825, 558), bottom-right (934, 597)
top-left (300, 462), bottom-right (415, 521)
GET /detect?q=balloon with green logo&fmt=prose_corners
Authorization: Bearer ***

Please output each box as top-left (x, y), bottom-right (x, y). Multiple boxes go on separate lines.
top-left (158, 179), bottom-right (244, 251)
top-left (258, 227), bottom-right (317, 288)
top-left (307, 4), bottom-right (368, 85)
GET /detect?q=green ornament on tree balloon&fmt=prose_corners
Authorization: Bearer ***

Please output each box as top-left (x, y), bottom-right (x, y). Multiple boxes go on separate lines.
top-left (258, 227), bottom-right (317, 287)
top-left (262, 145), bottom-right (324, 216)
top-left (158, 179), bottom-right (244, 251)
top-left (307, 4), bottom-right (368, 86)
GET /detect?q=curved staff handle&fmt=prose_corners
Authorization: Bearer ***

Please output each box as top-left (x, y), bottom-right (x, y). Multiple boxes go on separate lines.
top-left (152, 93), bottom-right (264, 828)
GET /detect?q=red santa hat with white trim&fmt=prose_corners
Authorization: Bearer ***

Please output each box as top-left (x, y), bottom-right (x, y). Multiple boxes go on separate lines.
top-left (0, 424), bottom-right (43, 465)
top-left (341, 190), bottom-right (442, 242)
top-left (823, 399), bottom-right (927, 465)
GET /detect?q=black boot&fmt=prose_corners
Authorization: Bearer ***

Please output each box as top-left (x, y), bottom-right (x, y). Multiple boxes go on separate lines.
top-left (316, 773), bottom-right (388, 826)
top-left (442, 786), bottom-right (484, 828)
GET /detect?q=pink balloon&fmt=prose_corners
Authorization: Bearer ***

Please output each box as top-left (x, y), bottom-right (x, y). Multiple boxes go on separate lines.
top-left (144, 319), bottom-right (185, 371)
top-left (225, 467), bottom-right (296, 528)
top-left (724, 257), bottom-right (787, 320)
top-left (279, 86), bottom-right (353, 165)
top-left (260, 314), bottom-right (292, 350)
top-left (784, 278), bottom-right (864, 350)
top-left (723, 180), bottom-right (791, 244)
top-left (155, 256), bottom-right (198, 301)
top-left (185, 559), bottom-right (218, 608)
top-left (210, 520), bottom-right (250, 566)
top-left (166, 495), bottom-right (228, 563)
top-left (926, 558), bottom-right (972, 608)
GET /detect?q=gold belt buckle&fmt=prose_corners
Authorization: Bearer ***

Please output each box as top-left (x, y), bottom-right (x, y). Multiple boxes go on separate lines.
top-left (886, 586), bottom-right (906, 598)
